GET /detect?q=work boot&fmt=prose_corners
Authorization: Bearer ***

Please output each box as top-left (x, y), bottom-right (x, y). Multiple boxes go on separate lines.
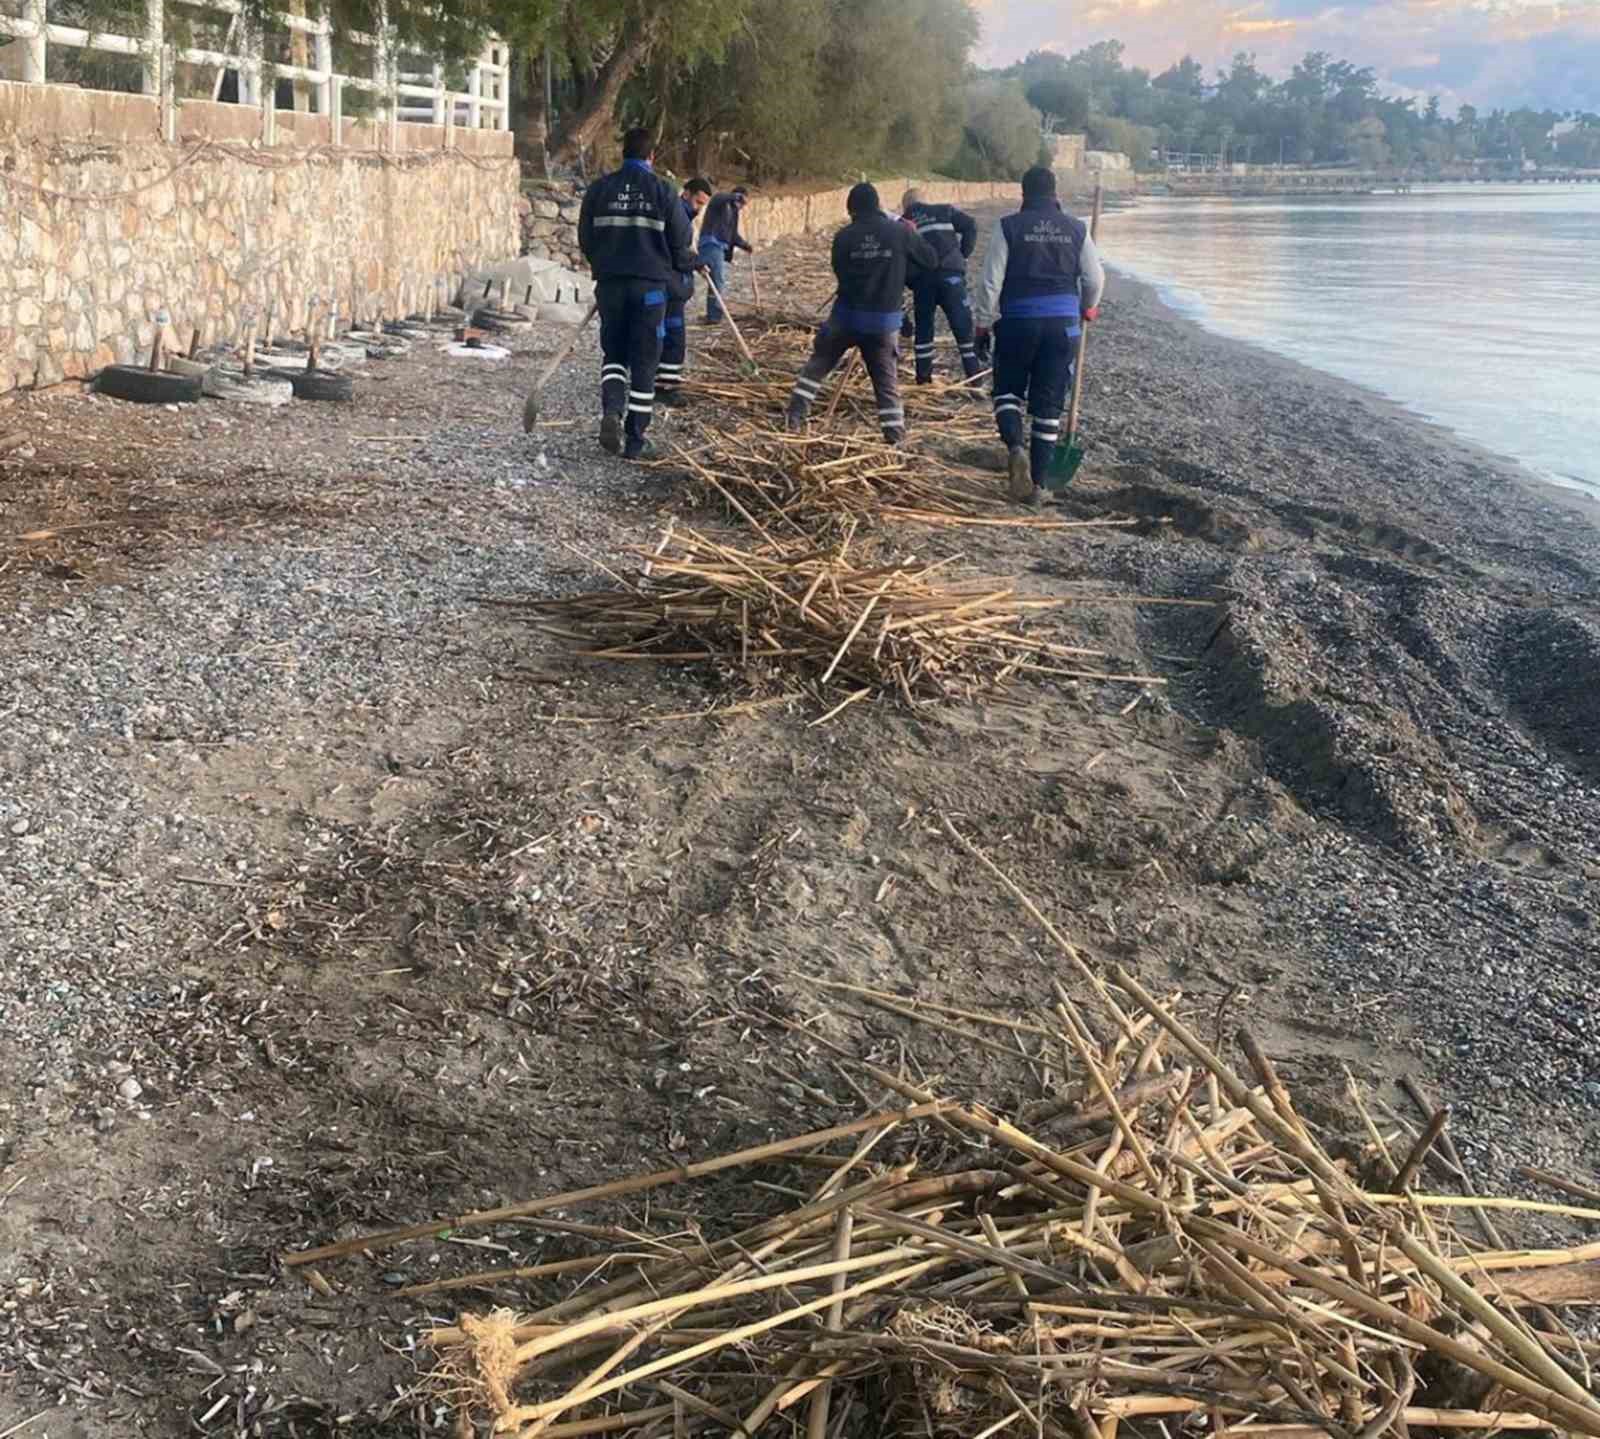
top-left (785, 410), bottom-right (807, 434)
top-left (1006, 445), bottom-right (1033, 502)
top-left (655, 389), bottom-right (685, 409)
top-left (599, 413), bottom-right (623, 455)
top-left (882, 428), bottom-right (905, 448)
top-left (623, 437), bottom-right (660, 463)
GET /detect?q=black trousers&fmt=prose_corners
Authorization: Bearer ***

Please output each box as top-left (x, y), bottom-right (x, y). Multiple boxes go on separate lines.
top-left (992, 317), bottom-right (1078, 482)
top-left (657, 291), bottom-right (689, 393)
top-left (910, 273), bottom-right (979, 384)
top-left (597, 277), bottom-right (667, 441)
top-left (787, 323), bottom-right (904, 439)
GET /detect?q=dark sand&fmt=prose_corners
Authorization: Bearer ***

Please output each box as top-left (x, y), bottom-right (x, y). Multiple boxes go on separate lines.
top-left (2, 217), bottom-right (1598, 1435)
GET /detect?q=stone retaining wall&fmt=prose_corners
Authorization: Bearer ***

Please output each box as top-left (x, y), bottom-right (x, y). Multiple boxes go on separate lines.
top-left (0, 80), bottom-right (520, 393)
top-left (517, 173), bottom-right (1130, 271)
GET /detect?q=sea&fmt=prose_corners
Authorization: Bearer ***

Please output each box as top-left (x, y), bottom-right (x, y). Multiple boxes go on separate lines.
top-left (1098, 185), bottom-right (1600, 498)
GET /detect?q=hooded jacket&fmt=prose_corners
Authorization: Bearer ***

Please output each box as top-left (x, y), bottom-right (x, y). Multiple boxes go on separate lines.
top-left (829, 209), bottom-right (939, 332)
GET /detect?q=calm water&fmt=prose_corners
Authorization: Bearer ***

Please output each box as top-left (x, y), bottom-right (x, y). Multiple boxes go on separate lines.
top-left (1100, 186), bottom-right (1600, 497)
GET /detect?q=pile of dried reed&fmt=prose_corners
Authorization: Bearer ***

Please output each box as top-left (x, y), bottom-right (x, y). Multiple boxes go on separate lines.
top-left (680, 308), bottom-right (997, 452)
top-left (484, 526), bottom-right (1163, 709)
top-left (284, 820), bottom-right (1600, 1439)
top-left (670, 424), bottom-right (1135, 534)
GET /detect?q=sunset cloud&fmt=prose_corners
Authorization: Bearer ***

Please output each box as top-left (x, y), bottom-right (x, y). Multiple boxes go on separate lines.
top-left (976, 0), bottom-right (1600, 110)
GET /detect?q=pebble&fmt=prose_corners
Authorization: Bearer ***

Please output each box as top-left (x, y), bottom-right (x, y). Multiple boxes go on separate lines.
top-left (0, 321), bottom-right (664, 1136)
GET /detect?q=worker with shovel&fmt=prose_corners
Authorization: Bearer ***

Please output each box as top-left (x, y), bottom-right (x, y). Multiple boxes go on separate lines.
top-left (973, 166), bottom-right (1105, 506)
top-left (577, 128), bottom-right (702, 461)
top-left (900, 188), bottom-right (981, 386)
top-left (786, 183), bottom-right (938, 445)
top-left (657, 177), bottom-right (714, 407)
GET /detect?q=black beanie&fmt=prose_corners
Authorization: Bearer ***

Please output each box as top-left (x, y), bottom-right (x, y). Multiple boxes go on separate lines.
top-left (1021, 165), bottom-right (1057, 201)
top-left (847, 181), bottom-right (880, 218)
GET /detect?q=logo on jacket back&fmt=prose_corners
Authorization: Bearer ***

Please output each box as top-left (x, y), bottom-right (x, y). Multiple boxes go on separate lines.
top-left (848, 236), bottom-right (889, 264)
top-left (1021, 220), bottom-right (1074, 244)
top-left (608, 182), bottom-right (658, 218)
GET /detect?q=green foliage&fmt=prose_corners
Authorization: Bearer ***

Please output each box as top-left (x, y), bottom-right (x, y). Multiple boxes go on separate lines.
top-left (1014, 50), bottom-right (1089, 133)
top-left (981, 39), bottom-right (1587, 174)
top-left (1555, 117), bottom-right (1600, 168)
top-left (945, 78), bottom-right (1042, 180)
top-left (641, 0), bottom-right (982, 182)
top-left (1086, 112), bottom-right (1156, 169)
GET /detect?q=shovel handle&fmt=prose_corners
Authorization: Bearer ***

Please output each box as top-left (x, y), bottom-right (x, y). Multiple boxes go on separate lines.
top-left (702, 272), bottom-right (758, 371)
top-left (1064, 178), bottom-right (1103, 443)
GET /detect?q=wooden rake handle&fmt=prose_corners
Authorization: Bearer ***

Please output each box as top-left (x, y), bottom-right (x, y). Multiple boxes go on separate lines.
top-left (702, 271), bottom-right (759, 372)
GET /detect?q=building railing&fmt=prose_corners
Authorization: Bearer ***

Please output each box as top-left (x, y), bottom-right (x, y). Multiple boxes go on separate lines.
top-left (0, 0), bottom-right (509, 141)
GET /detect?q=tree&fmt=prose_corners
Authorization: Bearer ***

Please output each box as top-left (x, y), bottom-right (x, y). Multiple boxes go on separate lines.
top-left (1153, 55), bottom-right (1205, 98)
top-left (947, 78), bottom-right (1042, 178)
top-left (1215, 52), bottom-right (1268, 111)
top-left (640, 0), bottom-right (829, 177)
top-left (1283, 51), bottom-right (1329, 108)
top-left (1016, 50), bottom-right (1090, 132)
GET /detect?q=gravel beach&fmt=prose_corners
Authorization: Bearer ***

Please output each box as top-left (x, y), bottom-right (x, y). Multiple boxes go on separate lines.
top-left (2, 214), bottom-right (1597, 1435)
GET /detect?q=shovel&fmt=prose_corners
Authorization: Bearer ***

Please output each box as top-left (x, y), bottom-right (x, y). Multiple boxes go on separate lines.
top-left (521, 302), bottom-right (600, 432)
top-left (1046, 178), bottom-right (1103, 490)
top-left (702, 271), bottom-right (760, 377)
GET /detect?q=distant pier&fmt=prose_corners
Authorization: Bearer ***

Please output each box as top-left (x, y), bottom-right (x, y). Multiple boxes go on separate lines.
top-left (1154, 169), bottom-right (1600, 198)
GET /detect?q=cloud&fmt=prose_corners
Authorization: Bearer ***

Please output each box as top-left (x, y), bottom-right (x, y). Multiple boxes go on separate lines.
top-left (977, 0), bottom-right (1600, 109)
top-left (1228, 17), bottom-right (1300, 33)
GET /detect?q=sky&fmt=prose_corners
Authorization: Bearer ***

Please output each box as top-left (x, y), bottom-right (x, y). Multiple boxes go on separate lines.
top-left (974, 0), bottom-right (1600, 113)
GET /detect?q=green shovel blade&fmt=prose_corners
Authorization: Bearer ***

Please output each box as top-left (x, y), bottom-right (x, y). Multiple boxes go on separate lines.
top-left (1045, 434), bottom-right (1085, 488)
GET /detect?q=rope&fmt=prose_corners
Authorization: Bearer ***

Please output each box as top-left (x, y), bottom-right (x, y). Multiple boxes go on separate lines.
top-left (0, 131), bottom-right (514, 204)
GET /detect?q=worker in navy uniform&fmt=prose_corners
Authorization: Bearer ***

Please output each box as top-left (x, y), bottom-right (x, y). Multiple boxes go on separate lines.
top-left (698, 186), bottom-right (751, 324)
top-left (899, 187), bottom-right (980, 385)
top-left (657, 176), bottom-right (713, 406)
top-left (973, 166), bottom-right (1105, 505)
top-left (577, 128), bottom-right (701, 461)
top-left (786, 183), bottom-right (938, 445)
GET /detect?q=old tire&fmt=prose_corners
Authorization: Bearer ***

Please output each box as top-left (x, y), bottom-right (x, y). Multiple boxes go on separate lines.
top-left (255, 347), bottom-right (347, 372)
top-left (270, 366), bottom-right (354, 402)
top-left (209, 369), bottom-right (294, 406)
top-left (166, 356), bottom-right (216, 386)
top-left (97, 365), bottom-right (203, 404)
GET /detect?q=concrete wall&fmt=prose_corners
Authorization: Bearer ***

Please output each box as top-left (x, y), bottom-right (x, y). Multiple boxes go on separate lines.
top-left (0, 80), bottom-right (519, 392)
top-left (1047, 134), bottom-right (1087, 172)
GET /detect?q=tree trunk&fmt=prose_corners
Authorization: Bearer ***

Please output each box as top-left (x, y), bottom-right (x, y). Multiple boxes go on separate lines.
top-left (550, 17), bottom-right (657, 163)
top-left (289, 0), bottom-right (310, 112)
top-left (515, 51), bottom-right (550, 175)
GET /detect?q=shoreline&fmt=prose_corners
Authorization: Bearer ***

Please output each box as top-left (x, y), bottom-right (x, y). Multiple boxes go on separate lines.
top-left (1109, 263), bottom-right (1600, 526)
top-left (1068, 255), bottom-right (1600, 1186)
